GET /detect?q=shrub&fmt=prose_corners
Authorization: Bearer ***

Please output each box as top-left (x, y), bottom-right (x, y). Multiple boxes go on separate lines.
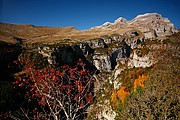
top-left (116, 39), bottom-right (180, 119)
top-left (12, 52), bottom-right (95, 120)
top-left (136, 45), bottom-right (150, 57)
top-left (133, 74), bottom-right (148, 92)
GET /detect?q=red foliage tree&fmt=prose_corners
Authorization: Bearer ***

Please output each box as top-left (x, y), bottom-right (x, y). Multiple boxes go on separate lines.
top-left (14, 53), bottom-right (95, 120)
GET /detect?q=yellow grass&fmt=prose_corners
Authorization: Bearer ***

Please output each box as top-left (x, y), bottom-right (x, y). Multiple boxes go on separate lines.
top-left (0, 22), bottom-right (143, 44)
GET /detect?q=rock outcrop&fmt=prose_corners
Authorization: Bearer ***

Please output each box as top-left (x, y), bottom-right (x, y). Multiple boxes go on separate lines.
top-left (130, 13), bottom-right (174, 38)
top-left (96, 100), bottom-right (116, 120)
top-left (22, 13), bottom-right (170, 73)
top-left (92, 13), bottom-right (174, 39)
top-left (36, 31), bottom-right (144, 72)
top-left (128, 50), bottom-right (155, 68)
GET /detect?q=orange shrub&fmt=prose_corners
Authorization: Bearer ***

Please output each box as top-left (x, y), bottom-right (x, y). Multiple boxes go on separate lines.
top-left (133, 74), bottom-right (148, 92)
top-left (111, 86), bottom-right (129, 104)
top-left (111, 74), bottom-right (148, 105)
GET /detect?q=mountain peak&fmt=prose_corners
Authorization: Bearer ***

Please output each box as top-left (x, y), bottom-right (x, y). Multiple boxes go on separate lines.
top-left (91, 13), bottom-right (174, 38)
top-left (132, 13), bottom-right (162, 21)
top-left (102, 22), bottom-right (113, 26)
top-left (114, 17), bottom-right (127, 24)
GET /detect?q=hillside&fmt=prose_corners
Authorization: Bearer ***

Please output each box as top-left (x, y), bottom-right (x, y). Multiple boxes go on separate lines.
top-left (0, 13), bottom-right (179, 120)
top-left (89, 32), bottom-right (180, 120)
top-left (0, 22), bottom-right (140, 45)
top-left (0, 13), bottom-right (175, 45)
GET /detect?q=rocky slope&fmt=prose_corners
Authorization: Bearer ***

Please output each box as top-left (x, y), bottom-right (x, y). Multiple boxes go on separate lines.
top-left (0, 13), bottom-right (176, 84)
top-left (92, 13), bottom-right (174, 38)
top-left (0, 13), bottom-right (175, 81)
top-left (0, 13), bottom-right (178, 120)
top-left (0, 13), bottom-right (175, 45)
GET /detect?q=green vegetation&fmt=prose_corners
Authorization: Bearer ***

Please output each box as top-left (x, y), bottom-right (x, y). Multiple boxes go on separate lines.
top-left (94, 47), bottom-right (108, 54)
top-left (117, 45), bottom-right (180, 119)
top-left (87, 32), bottom-right (180, 120)
top-left (114, 32), bottom-right (180, 119)
top-left (135, 45), bottom-right (150, 57)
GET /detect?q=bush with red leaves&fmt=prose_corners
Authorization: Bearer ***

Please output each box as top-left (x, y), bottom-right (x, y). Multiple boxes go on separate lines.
top-left (14, 52), bottom-right (95, 120)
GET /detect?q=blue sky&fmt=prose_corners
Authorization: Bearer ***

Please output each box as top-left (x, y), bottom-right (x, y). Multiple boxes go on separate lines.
top-left (0, 0), bottom-right (179, 30)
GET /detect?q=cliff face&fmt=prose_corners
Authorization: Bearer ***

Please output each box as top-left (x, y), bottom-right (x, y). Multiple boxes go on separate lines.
top-left (92, 13), bottom-right (174, 39)
top-left (36, 32), bottom-right (146, 72)
top-left (130, 13), bottom-right (174, 38)
top-left (0, 13), bottom-right (174, 76)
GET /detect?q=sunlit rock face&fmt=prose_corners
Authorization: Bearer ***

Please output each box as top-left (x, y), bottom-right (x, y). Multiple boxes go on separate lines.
top-left (95, 100), bottom-right (116, 120)
top-left (37, 32), bottom-right (146, 72)
top-left (128, 51), bottom-right (155, 68)
top-left (93, 54), bottom-right (111, 71)
top-left (92, 13), bottom-right (174, 39)
top-left (35, 13), bottom-right (174, 72)
top-left (1, 13), bottom-right (174, 73)
top-left (130, 13), bottom-right (174, 38)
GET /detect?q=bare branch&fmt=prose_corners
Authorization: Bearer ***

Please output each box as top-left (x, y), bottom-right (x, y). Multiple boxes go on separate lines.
top-left (20, 107), bottom-right (31, 120)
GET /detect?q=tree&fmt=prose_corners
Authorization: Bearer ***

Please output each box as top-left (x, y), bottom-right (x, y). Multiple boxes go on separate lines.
top-left (14, 56), bottom-right (95, 120)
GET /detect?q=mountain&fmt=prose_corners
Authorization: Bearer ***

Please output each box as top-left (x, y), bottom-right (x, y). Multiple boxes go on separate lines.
top-left (92, 13), bottom-right (174, 38)
top-left (0, 13), bottom-right (175, 44)
top-left (0, 22), bottom-right (78, 44)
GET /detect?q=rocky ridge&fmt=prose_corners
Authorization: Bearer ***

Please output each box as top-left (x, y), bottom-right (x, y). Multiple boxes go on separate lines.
top-left (0, 13), bottom-right (174, 81)
top-left (35, 32), bottom-right (146, 72)
top-left (92, 13), bottom-right (174, 38)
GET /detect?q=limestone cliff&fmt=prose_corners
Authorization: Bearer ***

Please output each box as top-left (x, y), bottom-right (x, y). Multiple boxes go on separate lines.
top-left (35, 32), bottom-right (144, 72)
top-left (92, 13), bottom-right (174, 39)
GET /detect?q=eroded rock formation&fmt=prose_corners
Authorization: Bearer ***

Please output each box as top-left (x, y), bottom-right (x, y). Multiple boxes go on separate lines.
top-left (36, 32), bottom-right (145, 72)
top-left (93, 13), bottom-right (174, 39)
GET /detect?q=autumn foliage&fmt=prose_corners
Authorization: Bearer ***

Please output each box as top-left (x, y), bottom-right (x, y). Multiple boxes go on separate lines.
top-left (13, 52), bottom-right (95, 120)
top-left (133, 74), bottom-right (148, 92)
top-left (111, 86), bottom-right (129, 105)
top-left (111, 74), bottom-right (148, 105)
